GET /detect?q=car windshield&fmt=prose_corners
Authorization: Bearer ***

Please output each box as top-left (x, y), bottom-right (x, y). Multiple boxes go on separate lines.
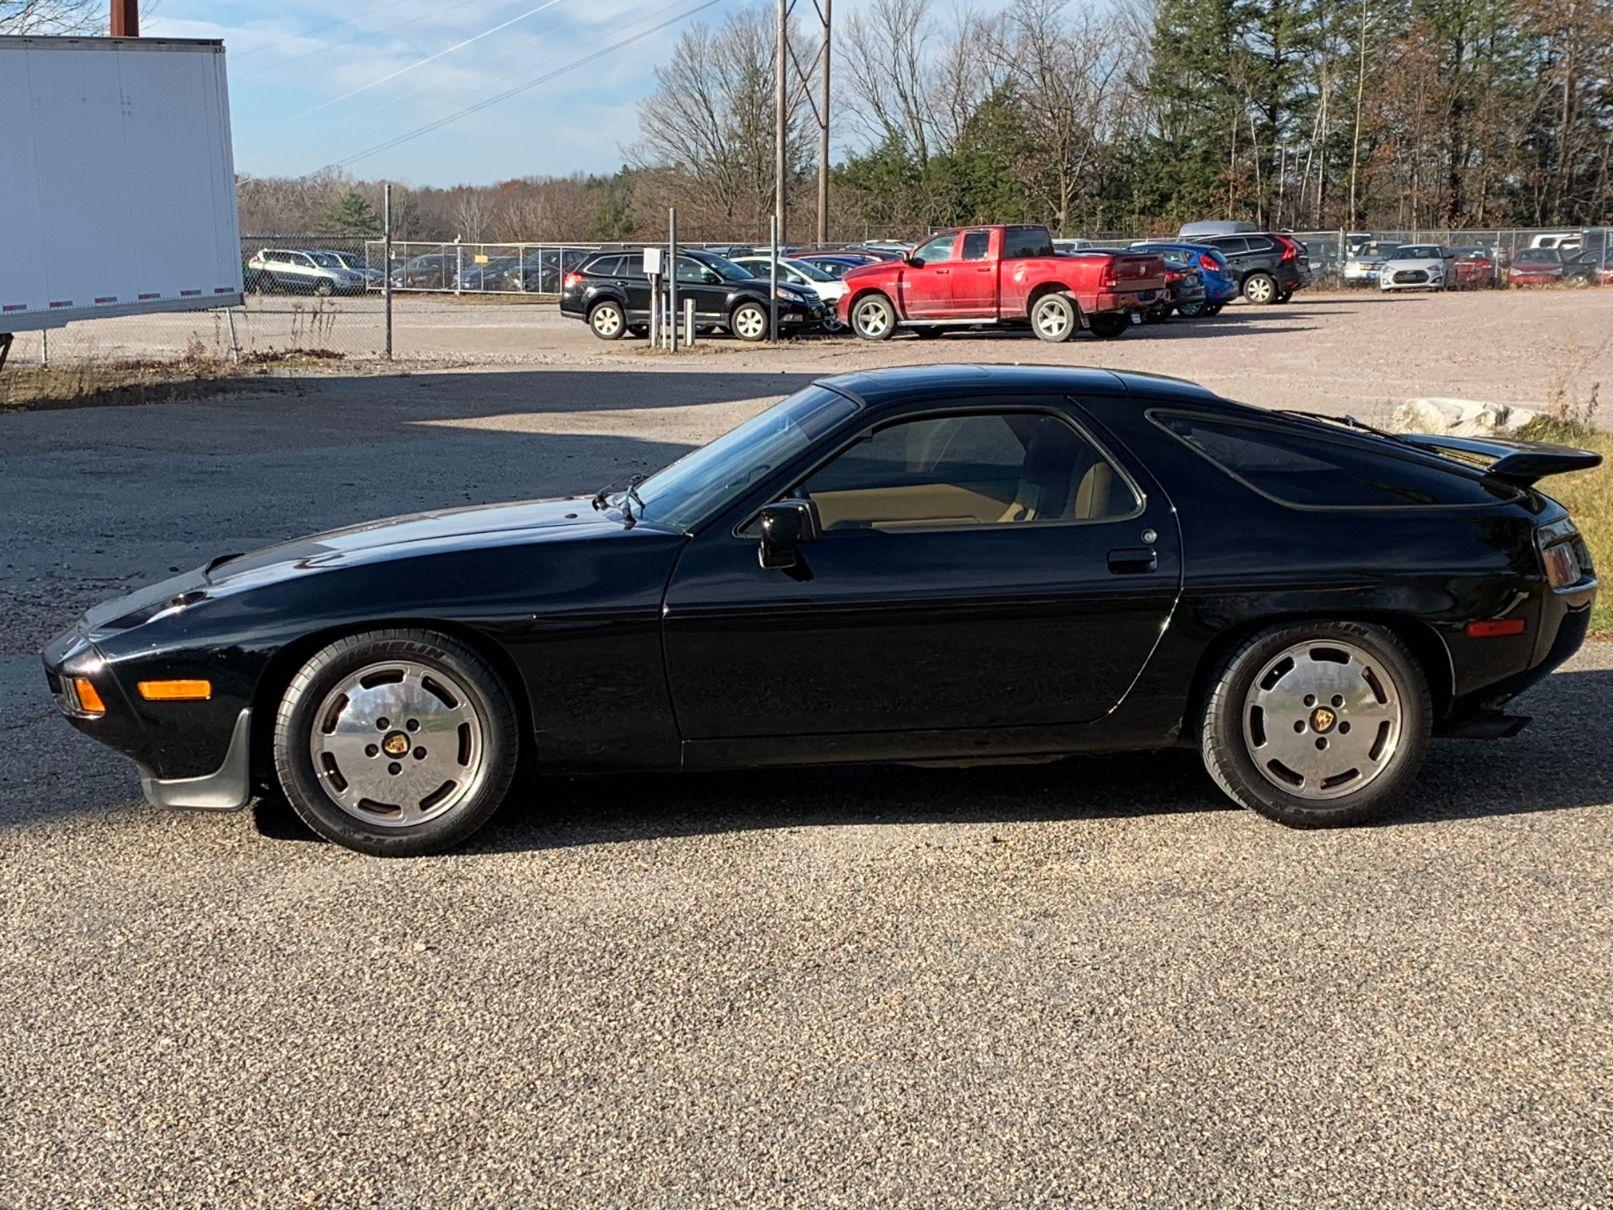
top-left (629, 386), bottom-right (859, 531)
top-left (1520, 248), bottom-right (1563, 263)
top-left (1356, 242), bottom-right (1399, 258)
top-left (1396, 246), bottom-right (1440, 259)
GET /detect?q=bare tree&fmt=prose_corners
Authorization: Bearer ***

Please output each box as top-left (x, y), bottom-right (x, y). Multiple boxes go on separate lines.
top-left (839, 0), bottom-right (940, 162)
top-left (0, 0), bottom-right (103, 33)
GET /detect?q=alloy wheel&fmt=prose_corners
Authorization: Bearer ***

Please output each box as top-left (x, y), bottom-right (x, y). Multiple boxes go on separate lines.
top-left (308, 660), bottom-right (488, 828)
top-left (1241, 640), bottom-right (1404, 800)
top-left (854, 298), bottom-right (892, 338)
top-left (1033, 296), bottom-right (1074, 340)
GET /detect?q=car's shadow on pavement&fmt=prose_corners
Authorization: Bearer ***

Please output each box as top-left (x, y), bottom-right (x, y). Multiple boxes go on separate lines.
top-left (250, 667), bottom-right (1613, 853)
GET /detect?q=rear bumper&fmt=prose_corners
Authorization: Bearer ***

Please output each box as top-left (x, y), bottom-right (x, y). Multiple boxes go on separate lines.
top-left (1442, 577), bottom-right (1598, 730)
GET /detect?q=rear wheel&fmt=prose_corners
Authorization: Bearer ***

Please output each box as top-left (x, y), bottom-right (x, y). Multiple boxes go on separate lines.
top-left (1143, 306), bottom-right (1171, 324)
top-left (731, 301), bottom-right (769, 342)
top-left (1200, 621), bottom-right (1431, 828)
top-left (314, 278), bottom-right (335, 297)
top-left (1030, 292), bottom-right (1077, 342)
top-left (851, 293), bottom-right (897, 341)
top-left (272, 628), bottom-right (522, 856)
top-left (1243, 272), bottom-right (1278, 304)
top-left (1087, 313), bottom-right (1130, 339)
top-left (1176, 300), bottom-right (1206, 319)
top-left (588, 300), bottom-right (626, 340)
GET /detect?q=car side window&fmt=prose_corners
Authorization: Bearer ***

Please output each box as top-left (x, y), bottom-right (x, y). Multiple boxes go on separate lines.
top-left (675, 256), bottom-right (711, 283)
top-left (1003, 229), bottom-right (1054, 257)
top-left (797, 412), bottom-right (1138, 532)
top-left (1158, 415), bottom-right (1512, 507)
top-left (589, 255), bottom-right (622, 276)
top-left (1211, 237), bottom-right (1248, 254)
top-left (1244, 236), bottom-right (1274, 253)
top-left (960, 231), bottom-right (991, 261)
top-left (912, 233), bottom-right (957, 264)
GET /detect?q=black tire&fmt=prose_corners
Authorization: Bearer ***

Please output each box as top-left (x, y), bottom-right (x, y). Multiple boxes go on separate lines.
top-left (588, 299), bottom-right (626, 340)
top-left (1203, 303), bottom-right (1225, 316)
top-left (850, 293), bottom-right (898, 341)
top-left (1143, 306), bottom-right (1172, 324)
top-left (1176, 300), bottom-right (1206, 319)
top-left (272, 628), bottom-right (522, 856)
top-left (1199, 621), bottom-right (1431, 829)
top-left (1030, 292), bottom-right (1078, 342)
top-left (1243, 271), bottom-right (1279, 304)
top-left (731, 300), bottom-right (770, 342)
top-left (1087, 312), bottom-right (1130, 339)
top-left (314, 278), bottom-right (335, 297)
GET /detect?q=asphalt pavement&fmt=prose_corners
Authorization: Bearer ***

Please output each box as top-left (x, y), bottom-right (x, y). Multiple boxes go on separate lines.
top-left (2, 368), bottom-right (1609, 1207)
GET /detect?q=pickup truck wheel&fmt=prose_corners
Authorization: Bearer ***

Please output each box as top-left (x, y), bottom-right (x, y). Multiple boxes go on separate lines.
top-left (1243, 272), bottom-right (1278, 304)
top-left (1087, 313), bottom-right (1130, 339)
top-left (588, 300), bottom-right (626, 340)
top-left (1030, 293), bottom-right (1077, 342)
top-left (851, 294), bottom-right (897, 341)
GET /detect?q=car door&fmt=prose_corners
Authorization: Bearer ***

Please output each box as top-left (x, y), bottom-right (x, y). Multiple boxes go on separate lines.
top-left (661, 400), bottom-right (1182, 744)
top-left (675, 255), bottom-right (729, 319)
top-left (900, 232), bottom-right (963, 318)
top-left (949, 229), bottom-right (997, 315)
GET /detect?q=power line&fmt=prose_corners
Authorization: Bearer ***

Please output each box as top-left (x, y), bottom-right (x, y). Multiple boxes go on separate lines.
top-left (318, 0), bottom-right (723, 172)
top-left (231, 0), bottom-right (411, 60)
top-left (242, 1), bottom-right (654, 168)
top-left (236, 0), bottom-right (492, 81)
top-left (286, 0), bottom-right (568, 122)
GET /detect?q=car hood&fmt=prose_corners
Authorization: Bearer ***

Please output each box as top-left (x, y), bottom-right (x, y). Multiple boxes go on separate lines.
top-left (203, 497), bottom-right (627, 590)
top-left (1381, 257), bottom-right (1444, 269)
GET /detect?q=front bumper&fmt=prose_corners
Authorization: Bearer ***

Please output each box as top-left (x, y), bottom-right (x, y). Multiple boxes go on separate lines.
top-left (138, 709), bottom-right (253, 812)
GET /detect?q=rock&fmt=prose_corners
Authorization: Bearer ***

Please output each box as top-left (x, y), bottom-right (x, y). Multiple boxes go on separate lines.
top-left (1393, 397), bottom-right (1539, 436)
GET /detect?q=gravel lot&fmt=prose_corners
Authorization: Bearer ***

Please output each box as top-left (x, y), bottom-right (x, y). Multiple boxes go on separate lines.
top-left (11, 286), bottom-right (1613, 422)
top-left (2, 318), bottom-right (1610, 1205)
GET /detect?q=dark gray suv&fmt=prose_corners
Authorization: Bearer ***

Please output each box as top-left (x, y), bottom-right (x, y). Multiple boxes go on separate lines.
top-left (1191, 232), bottom-right (1309, 304)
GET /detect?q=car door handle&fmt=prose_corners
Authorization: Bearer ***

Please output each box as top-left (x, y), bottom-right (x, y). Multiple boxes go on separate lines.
top-left (934, 268), bottom-right (950, 275)
top-left (1107, 547), bottom-right (1157, 574)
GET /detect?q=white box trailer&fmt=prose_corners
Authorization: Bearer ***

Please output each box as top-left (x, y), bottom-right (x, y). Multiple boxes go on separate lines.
top-left (0, 36), bottom-right (242, 337)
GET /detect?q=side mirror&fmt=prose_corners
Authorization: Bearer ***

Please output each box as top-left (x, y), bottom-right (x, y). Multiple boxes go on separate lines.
top-left (703, 270), bottom-right (722, 285)
top-left (757, 499), bottom-right (821, 570)
top-left (904, 256), bottom-right (923, 268)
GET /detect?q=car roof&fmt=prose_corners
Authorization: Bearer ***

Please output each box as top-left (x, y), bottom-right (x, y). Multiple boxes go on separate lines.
top-left (816, 364), bottom-right (1225, 408)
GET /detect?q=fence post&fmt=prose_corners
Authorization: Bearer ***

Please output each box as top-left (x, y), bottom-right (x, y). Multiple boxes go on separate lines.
top-left (454, 238), bottom-right (462, 297)
top-left (383, 183), bottom-right (394, 361)
top-left (684, 297), bottom-right (695, 347)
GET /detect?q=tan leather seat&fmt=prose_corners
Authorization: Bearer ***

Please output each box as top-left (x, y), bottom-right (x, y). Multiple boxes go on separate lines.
top-left (1073, 461), bottom-right (1114, 519)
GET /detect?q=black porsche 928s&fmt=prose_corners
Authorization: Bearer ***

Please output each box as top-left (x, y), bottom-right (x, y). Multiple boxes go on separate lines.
top-left (45, 366), bottom-right (1599, 855)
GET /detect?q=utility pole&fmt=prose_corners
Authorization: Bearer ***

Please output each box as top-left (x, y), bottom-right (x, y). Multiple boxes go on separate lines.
top-left (111, 0), bottom-right (139, 36)
top-left (775, 0), bottom-right (833, 248)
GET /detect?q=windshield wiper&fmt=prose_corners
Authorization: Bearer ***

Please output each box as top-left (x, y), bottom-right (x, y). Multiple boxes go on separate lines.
top-left (1278, 410), bottom-right (1413, 445)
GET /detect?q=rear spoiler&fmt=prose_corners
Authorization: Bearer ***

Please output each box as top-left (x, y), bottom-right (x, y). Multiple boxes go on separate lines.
top-left (1396, 433), bottom-right (1602, 487)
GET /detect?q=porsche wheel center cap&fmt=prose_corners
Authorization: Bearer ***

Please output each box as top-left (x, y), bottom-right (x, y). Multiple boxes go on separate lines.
top-left (1309, 706), bottom-right (1337, 734)
top-left (381, 731), bottom-right (411, 758)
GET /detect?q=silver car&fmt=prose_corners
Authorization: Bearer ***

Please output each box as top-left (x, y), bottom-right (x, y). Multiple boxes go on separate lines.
top-left (1377, 244), bottom-right (1456, 292)
top-left (1341, 239), bottom-right (1405, 286)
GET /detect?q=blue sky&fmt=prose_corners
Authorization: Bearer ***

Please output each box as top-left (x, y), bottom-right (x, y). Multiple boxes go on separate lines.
top-left (143, 0), bottom-right (756, 184)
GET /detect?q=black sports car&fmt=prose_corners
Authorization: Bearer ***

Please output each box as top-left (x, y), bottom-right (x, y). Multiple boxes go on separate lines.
top-left (45, 366), bottom-right (1599, 855)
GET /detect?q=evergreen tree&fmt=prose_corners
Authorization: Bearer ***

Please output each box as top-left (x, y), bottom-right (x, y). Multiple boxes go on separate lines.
top-left (319, 189), bottom-right (380, 235)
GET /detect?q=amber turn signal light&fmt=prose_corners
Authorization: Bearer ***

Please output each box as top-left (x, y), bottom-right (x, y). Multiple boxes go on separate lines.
top-left (137, 679), bottom-right (213, 702)
top-left (71, 677), bottom-right (107, 715)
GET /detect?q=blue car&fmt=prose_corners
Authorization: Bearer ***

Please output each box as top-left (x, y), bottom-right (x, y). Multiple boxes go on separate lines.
top-left (1129, 242), bottom-right (1238, 316)
top-left (796, 253), bottom-right (881, 279)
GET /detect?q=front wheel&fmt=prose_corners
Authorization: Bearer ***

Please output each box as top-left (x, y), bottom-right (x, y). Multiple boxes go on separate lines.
top-left (272, 628), bottom-right (522, 856)
top-left (314, 278), bottom-right (335, 297)
top-left (851, 293), bottom-right (897, 341)
top-left (1087, 313), bottom-right (1130, 339)
top-left (731, 301), bottom-right (769, 342)
top-left (1030, 292), bottom-right (1077, 342)
top-left (1200, 621), bottom-right (1431, 828)
top-left (1243, 272), bottom-right (1278, 304)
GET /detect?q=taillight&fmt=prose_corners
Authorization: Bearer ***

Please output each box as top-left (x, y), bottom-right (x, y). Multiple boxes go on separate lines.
top-left (1099, 262), bottom-right (1117, 288)
top-left (1164, 269), bottom-right (1183, 283)
top-left (1198, 252), bottom-right (1219, 272)
top-left (562, 273), bottom-right (582, 290)
top-left (1276, 235), bottom-right (1299, 261)
top-left (1536, 520), bottom-right (1584, 588)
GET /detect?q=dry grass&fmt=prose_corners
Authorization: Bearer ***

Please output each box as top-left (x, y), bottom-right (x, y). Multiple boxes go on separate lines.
top-left (0, 343), bottom-right (344, 411)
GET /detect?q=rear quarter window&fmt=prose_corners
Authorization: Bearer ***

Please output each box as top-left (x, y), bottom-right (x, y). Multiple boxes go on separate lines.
top-left (585, 255), bottom-right (622, 276)
top-left (1004, 229), bottom-right (1054, 258)
top-left (1156, 414), bottom-right (1513, 508)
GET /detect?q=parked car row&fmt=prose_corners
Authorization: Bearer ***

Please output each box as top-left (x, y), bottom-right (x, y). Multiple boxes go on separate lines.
top-left (1339, 228), bottom-right (1611, 290)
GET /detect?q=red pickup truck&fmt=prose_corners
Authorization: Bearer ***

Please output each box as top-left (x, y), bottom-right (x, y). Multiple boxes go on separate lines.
top-left (835, 224), bottom-right (1167, 342)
